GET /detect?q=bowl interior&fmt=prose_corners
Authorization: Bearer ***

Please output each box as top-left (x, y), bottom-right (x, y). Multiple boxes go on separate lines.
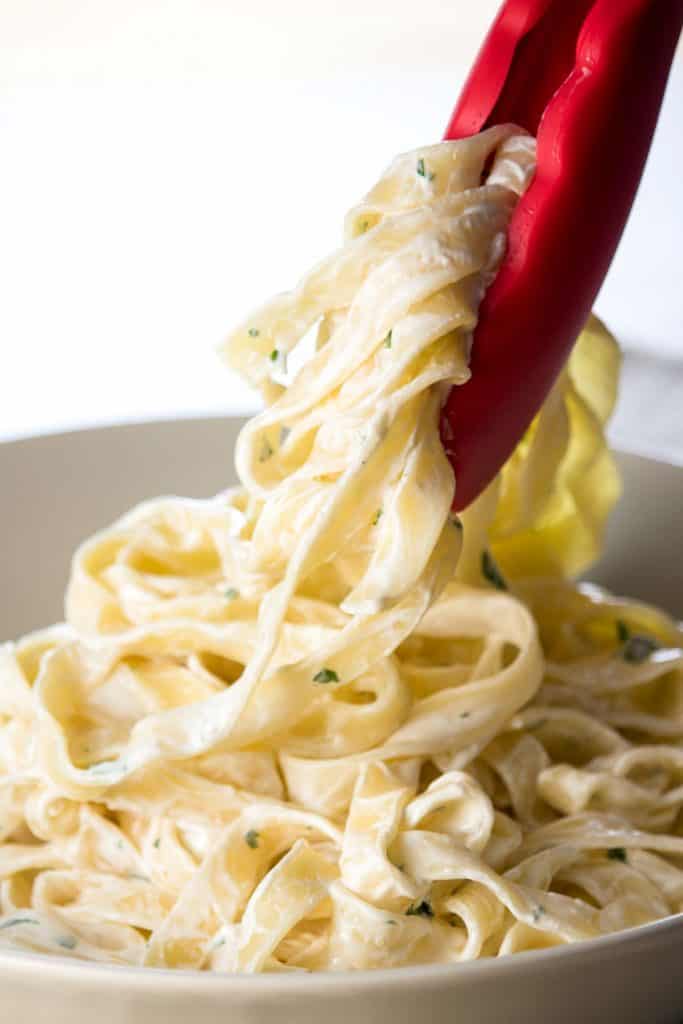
top-left (1, 417), bottom-right (683, 1021)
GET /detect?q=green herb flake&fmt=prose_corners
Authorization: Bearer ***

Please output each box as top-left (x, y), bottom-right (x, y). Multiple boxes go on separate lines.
top-left (532, 904), bottom-right (545, 924)
top-left (116, 839), bottom-right (124, 850)
top-left (224, 586), bottom-right (239, 601)
top-left (153, 838), bottom-right (161, 849)
top-left (616, 619), bottom-right (631, 645)
top-left (460, 710), bottom-right (471, 719)
top-left (372, 508), bottom-right (383, 526)
top-left (269, 348), bottom-right (279, 362)
top-left (245, 829), bottom-right (260, 850)
top-left (607, 847), bottom-right (628, 863)
top-left (0, 917), bottom-right (39, 931)
top-left (384, 330), bottom-right (393, 348)
top-left (359, 220), bottom-right (369, 233)
top-left (406, 900), bottom-right (434, 919)
top-left (313, 668), bottom-right (339, 684)
top-left (259, 438), bottom-right (274, 463)
top-left (386, 919), bottom-right (397, 927)
top-left (481, 550), bottom-right (507, 591)
top-left (416, 158), bottom-right (435, 181)
top-left (449, 515), bottom-right (463, 531)
top-left (248, 328), bottom-right (260, 337)
top-left (617, 614), bottom-right (659, 663)
top-left (57, 935), bottom-right (78, 950)
top-left (623, 634), bottom-right (659, 664)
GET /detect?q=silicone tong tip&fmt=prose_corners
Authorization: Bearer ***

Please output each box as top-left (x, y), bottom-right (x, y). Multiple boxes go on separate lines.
top-left (441, 0), bottom-right (683, 512)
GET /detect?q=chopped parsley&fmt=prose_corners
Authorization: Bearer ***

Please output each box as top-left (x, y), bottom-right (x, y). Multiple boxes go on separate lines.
top-left (359, 220), bottom-right (369, 233)
top-left (384, 330), bottom-right (393, 348)
top-left (616, 619), bottom-right (631, 645)
top-left (623, 634), bottom-right (659, 664)
top-left (532, 904), bottom-right (545, 924)
top-left (372, 508), bottom-right (383, 526)
top-left (406, 900), bottom-right (434, 918)
top-left (449, 514), bottom-right (463, 531)
top-left (248, 328), bottom-right (260, 337)
top-left (259, 437), bottom-right (274, 462)
top-left (416, 158), bottom-right (435, 182)
top-left (57, 935), bottom-right (78, 950)
top-left (607, 847), bottom-right (627, 863)
top-left (460, 710), bottom-right (471, 719)
top-left (153, 838), bottom-right (161, 849)
top-left (224, 587), bottom-right (239, 601)
top-left (481, 550), bottom-right (507, 591)
top-left (269, 348), bottom-right (279, 362)
top-left (386, 919), bottom-right (398, 927)
top-left (0, 917), bottom-right (38, 930)
top-left (245, 829), bottom-right (260, 850)
top-left (313, 668), bottom-right (339, 684)
top-left (616, 619), bottom-right (659, 662)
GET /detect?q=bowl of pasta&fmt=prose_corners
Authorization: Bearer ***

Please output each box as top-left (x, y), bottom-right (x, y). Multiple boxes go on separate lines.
top-left (1, 416), bottom-right (682, 1024)
top-left (1, 131), bottom-right (683, 1024)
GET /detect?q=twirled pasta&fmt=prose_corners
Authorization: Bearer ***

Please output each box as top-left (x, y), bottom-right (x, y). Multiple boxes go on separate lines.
top-left (1, 125), bottom-right (682, 973)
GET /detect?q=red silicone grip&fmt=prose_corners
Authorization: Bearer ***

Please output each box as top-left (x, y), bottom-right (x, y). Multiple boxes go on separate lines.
top-left (441, 0), bottom-right (683, 511)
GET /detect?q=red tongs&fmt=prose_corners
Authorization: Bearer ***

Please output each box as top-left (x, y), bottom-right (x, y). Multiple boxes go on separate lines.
top-left (440, 0), bottom-right (683, 510)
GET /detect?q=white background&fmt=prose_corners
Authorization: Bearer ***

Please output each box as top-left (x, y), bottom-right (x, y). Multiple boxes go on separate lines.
top-left (1, 1), bottom-right (682, 443)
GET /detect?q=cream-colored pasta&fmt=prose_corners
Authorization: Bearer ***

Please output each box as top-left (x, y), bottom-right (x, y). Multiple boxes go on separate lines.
top-left (1, 125), bottom-right (682, 973)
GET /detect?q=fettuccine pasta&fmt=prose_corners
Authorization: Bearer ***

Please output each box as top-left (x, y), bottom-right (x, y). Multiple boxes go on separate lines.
top-left (1, 126), bottom-right (682, 973)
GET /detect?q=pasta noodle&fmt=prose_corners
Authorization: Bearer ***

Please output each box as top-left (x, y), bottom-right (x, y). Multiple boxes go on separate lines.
top-left (1, 125), bottom-right (681, 973)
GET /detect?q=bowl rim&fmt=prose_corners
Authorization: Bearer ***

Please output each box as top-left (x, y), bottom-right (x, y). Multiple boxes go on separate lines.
top-left (0, 411), bottom-right (681, 466)
top-left (0, 913), bottom-right (681, 992)
top-left (1, 417), bottom-right (682, 991)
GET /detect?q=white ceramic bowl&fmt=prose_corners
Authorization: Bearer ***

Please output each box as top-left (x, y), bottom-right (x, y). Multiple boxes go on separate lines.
top-left (1, 417), bottom-right (682, 1024)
